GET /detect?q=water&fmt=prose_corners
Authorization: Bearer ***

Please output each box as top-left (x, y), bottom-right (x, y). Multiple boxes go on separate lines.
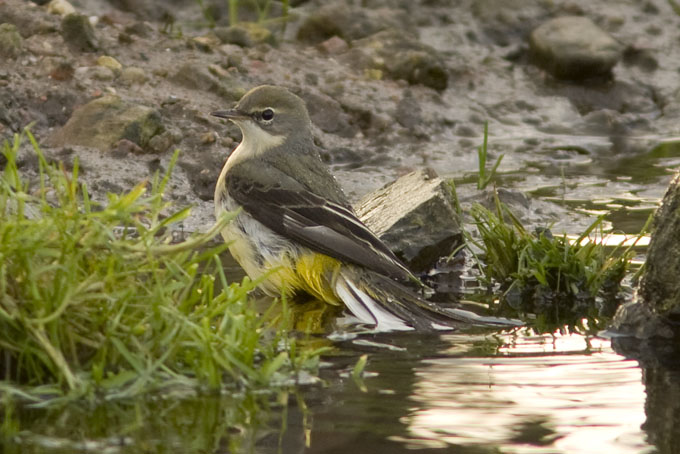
top-left (3, 330), bottom-right (670, 454)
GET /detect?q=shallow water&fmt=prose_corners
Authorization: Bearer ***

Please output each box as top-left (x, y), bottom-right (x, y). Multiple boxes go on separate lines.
top-left (4, 330), bottom-right (671, 454)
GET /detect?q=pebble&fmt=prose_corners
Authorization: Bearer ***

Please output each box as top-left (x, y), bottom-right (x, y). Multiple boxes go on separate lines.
top-left (47, 0), bottom-right (75, 16)
top-left (318, 36), bottom-right (349, 55)
top-left (97, 55), bottom-right (122, 72)
top-left (120, 66), bottom-right (148, 85)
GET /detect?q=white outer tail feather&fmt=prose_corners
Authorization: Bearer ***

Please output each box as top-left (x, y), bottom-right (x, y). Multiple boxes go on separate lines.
top-left (335, 272), bottom-right (414, 332)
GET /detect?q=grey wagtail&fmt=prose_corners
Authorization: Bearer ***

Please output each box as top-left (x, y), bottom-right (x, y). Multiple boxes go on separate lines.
top-left (212, 85), bottom-right (457, 331)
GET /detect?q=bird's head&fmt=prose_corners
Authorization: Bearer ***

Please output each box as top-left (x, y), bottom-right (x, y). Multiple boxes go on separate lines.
top-left (212, 85), bottom-right (312, 148)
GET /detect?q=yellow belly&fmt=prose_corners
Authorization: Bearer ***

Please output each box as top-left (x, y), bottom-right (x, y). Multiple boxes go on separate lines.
top-left (220, 218), bottom-right (342, 305)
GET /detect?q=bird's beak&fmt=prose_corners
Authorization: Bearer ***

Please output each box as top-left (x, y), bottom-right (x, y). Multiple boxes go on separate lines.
top-left (211, 109), bottom-right (250, 121)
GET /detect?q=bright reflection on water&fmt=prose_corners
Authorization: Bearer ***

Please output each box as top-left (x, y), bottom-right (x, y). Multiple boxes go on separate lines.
top-left (287, 332), bottom-right (659, 454)
top-left (395, 334), bottom-right (651, 453)
top-left (1, 332), bottom-right (664, 454)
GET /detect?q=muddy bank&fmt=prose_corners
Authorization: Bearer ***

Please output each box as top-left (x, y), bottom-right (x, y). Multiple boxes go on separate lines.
top-left (2, 0), bottom-right (678, 224)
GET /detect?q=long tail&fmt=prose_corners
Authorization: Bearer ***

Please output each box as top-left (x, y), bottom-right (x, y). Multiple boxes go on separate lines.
top-left (335, 267), bottom-right (521, 332)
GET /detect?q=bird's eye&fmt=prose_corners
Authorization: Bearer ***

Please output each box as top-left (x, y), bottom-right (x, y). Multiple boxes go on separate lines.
top-left (261, 108), bottom-right (274, 121)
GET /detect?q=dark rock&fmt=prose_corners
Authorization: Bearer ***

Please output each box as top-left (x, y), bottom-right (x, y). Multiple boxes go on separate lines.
top-left (639, 171), bottom-right (680, 318)
top-left (346, 29), bottom-right (448, 91)
top-left (529, 16), bottom-right (623, 80)
top-left (61, 13), bottom-right (98, 53)
top-left (214, 22), bottom-right (275, 47)
top-left (0, 23), bottom-right (23, 58)
top-left (297, 2), bottom-right (404, 44)
top-left (301, 91), bottom-right (358, 138)
top-left (610, 302), bottom-right (674, 339)
top-left (48, 95), bottom-right (164, 151)
top-left (355, 168), bottom-right (462, 272)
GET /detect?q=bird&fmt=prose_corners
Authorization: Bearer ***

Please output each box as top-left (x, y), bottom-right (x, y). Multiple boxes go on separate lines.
top-left (211, 85), bottom-right (460, 331)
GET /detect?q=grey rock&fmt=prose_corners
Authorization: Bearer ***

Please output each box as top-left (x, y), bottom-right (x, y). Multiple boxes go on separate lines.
top-left (296, 2), bottom-right (405, 44)
top-left (48, 95), bottom-right (164, 151)
top-left (147, 127), bottom-right (181, 153)
top-left (355, 168), bottom-right (462, 272)
top-left (61, 13), bottom-right (98, 52)
top-left (346, 29), bottom-right (448, 91)
top-left (0, 23), bottom-right (22, 58)
top-left (214, 22), bottom-right (275, 48)
top-left (529, 16), bottom-right (623, 80)
top-left (640, 171), bottom-right (680, 318)
top-left (170, 63), bottom-right (244, 102)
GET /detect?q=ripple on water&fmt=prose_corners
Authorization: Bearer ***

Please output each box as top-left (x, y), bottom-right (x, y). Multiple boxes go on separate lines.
top-left (390, 334), bottom-right (653, 454)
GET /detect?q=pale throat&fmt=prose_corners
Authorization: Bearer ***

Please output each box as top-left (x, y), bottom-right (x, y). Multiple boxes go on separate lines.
top-left (224, 120), bottom-right (285, 171)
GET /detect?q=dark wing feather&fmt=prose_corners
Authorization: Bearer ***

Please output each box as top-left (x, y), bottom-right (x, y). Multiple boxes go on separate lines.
top-left (225, 161), bottom-right (415, 281)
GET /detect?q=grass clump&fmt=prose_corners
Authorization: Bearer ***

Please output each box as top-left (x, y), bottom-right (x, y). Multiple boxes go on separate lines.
top-left (468, 194), bottom-right (638, 335)
top-left (0, 131), bottom-right (322, 403)
top-left (196, 0), bottom-right (291, 29)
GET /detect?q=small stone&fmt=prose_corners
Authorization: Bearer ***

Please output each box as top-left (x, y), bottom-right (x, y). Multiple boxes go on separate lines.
top-left (120, 66), bottom-right (148, 85)
top-left (529, 16), bottom-right (623, 80)
top-left (0, 23), bottom-right (23, 58)
top-left (90, 65), bottom-right (115, 81)
top-left (318, 36), bottom-right (348, 55)
top-left (61, 13), bottom-right (98, 52)
top-left (355, 169), bottom-right (462, 272)
top-left (214, 22), bottom-right (274, 48)
top-left (47, 0), bottom-right (76, 16)
top-left (112, 138), bottom-right (143, 155)
top-left (190, 35), bottom-right (220, 52)
top-left (200, 131), bottom-right (217, 144)
top-left (96, 55), bottom-right (122, 72)
top-left (48, 95), bottom-right (164, 151)
top-left (147, 130), bottom-right (177, 153)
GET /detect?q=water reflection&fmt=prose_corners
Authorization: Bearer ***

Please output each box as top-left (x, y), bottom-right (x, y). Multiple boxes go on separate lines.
top-left (398, 334), bottom-right (651, 453)
top-left (1, 389), bottom-right (281, 454)
top-left (1, 332), bottom-right (666, 454)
